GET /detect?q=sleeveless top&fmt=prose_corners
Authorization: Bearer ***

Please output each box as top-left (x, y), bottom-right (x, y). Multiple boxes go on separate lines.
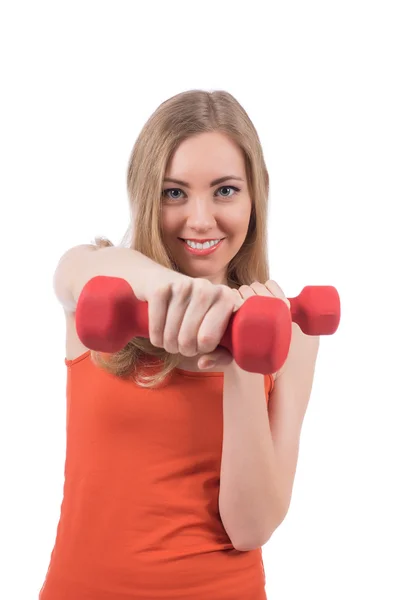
top-left (39, 351), bottom-right (274, 600)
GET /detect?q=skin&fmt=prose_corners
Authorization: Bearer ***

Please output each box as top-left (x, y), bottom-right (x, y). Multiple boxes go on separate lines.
top-left (161, 131), bottom-right (252, 286)
top-left (155, 133), bottom-right (319, 548)
top-left (157, 130), bottom-right (290, 371)
top-left (59, 132), bottom-right (318, 550)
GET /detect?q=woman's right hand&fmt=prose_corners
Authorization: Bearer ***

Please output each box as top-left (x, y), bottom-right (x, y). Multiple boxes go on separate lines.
top-left (141, 266), bottom-right (238, 357)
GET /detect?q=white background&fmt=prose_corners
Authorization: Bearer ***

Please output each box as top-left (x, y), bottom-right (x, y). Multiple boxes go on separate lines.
top-left (1, 1), bottom-right (399, 599)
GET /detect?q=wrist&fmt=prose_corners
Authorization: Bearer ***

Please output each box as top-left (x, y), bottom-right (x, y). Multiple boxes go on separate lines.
top-left (138, 258), bottom-right (187, 302)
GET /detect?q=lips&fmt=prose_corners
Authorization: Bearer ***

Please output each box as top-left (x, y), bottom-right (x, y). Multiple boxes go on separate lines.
top-left (178, 237), bottom-right (224, 242)
top-left (178, 238), bottom-right (224, 256)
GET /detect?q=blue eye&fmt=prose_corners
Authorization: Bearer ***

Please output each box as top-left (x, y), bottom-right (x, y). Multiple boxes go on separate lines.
top-left (217, 186), bottom-right (240, 198)
top-left (162, 185), bottom-right (240, 201)
top-left (163, 188), bottom-right (184, 200)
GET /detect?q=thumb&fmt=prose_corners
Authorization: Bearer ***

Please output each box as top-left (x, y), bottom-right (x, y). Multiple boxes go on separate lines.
top-left (198, 348), bottom-right (233, 370)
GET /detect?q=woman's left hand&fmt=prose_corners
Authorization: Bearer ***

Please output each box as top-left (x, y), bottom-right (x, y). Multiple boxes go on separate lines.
top-left (197, 280), bottom-right (290, 371)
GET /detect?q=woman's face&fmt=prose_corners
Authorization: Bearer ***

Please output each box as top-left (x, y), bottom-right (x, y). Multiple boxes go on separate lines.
top-left (161, 131), bottom-right (252, 285)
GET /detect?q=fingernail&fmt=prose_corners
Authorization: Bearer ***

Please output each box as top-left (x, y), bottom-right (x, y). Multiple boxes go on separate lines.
top-left (200, 359), bottom-right (216, 369)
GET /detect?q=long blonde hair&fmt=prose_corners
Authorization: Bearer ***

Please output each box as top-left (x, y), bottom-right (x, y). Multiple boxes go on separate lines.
top-left (91, 89), bottom-right (271, 387)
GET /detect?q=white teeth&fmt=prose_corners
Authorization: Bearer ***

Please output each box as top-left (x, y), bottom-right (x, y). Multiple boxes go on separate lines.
top-left (185, 239), bottom-right (221, 250)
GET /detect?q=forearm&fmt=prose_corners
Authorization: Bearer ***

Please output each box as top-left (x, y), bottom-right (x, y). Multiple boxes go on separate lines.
top-left (219, 363), bottom-right (285, 550)
top-left (53, 244), bottom-right (164, 313)
top-left (71, 246), bottom-right (163, 305)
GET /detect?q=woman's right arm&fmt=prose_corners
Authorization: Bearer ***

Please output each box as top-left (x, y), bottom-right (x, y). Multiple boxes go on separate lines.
top-left (53, 243), bottom-right (238, 359)
top-left (52, 244), bottom-right (165, 313)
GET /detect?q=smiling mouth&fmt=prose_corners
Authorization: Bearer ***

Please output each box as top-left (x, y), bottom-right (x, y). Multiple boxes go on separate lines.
top-left (178, 237), bottom-right (225, 255)
top-left (179, 237), bottom-right (223, 248)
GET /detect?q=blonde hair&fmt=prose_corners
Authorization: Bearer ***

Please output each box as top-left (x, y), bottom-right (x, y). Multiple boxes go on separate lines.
top-left (91, 89), bottom-right (271, 387)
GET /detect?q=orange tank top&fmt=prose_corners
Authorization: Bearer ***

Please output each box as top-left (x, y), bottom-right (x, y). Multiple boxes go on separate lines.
top-left (39, 351), bottom-right (274, 600)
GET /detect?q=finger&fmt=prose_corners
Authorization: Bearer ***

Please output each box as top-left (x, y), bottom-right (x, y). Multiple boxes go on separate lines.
top-left (195, 289), bottom-right (236, 355)
top-left (162, 281), bottom-right (193, 354)
top-left (148, 285), bottom-right (171, 348)
top-left (198, 348), bottom-right (233, 369)
top-left (237, 284), bottom-right (255, 300)
top-left (249, 281), bottom-right (274, 297)
top-left (176, 282), bottom-right (217, 356)
top-left (265, 280), bottom-right (291, 308)
top-left (231, 288), bottom-right (244, 312)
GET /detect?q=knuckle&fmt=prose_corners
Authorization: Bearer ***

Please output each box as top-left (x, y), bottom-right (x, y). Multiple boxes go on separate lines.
top-left (195, 288), bottom-right (209, 303)
top-left (149, 325), bottom-right (163, 346)
top-left (172, 279), bottom-right (192, 296)
top-left (193, 280), bottom-right (212, 302)
top-left (178, 338), bottom-right (197, 356)
top-left (149, 327), bottom-right (163, 342)
top-left (198, 333), bottom-right (218, 351)
top-left (214, 285), bottom-right (233, 305)
top-left (230, 288), bottom-right (243, 310)
top-left (166, 348), bottom-right (180, 355)
top-left (153, 284), bottom-right (170, 299)
top-left (214, 283), bottom-right (226, 297)
top-left (223, 286), bottom-right (236, 302)
top-left (163, 333), bottom-right (177, 348)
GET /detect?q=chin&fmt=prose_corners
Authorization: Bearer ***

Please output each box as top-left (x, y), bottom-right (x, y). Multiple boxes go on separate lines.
top-left (167, 238), bottom-right (242, 282)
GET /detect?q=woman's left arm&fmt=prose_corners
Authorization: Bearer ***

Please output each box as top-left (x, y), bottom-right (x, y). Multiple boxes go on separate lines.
top-left (215, 281), bottom-right (320, 551)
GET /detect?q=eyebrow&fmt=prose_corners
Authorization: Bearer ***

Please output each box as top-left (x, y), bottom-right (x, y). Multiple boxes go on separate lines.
top-left (163, 175), bottom-right (244, 188)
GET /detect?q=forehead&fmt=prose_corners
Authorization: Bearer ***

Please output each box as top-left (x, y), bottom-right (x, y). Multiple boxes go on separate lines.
top-left (166, 132), bottom-right (245, 178)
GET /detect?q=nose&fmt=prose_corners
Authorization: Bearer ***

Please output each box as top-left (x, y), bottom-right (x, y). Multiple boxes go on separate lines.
top-left (185, 198), bottom-right (216, 233)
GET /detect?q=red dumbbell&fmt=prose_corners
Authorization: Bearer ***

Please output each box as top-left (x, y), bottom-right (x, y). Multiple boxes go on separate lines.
top-left (75, 276), bottom-right (340, 374)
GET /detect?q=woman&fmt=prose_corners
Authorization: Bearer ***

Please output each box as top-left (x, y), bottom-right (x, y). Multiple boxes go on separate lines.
top-left (39, 89), bottom-right (320, 600)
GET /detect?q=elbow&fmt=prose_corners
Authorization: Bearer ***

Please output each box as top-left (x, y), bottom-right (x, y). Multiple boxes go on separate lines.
top-left (233, 540), bottom-right (263, 552)
top-left (232, 510), bottom-right (288, 552)
top-left (232, 531), bottom-right (273, 552)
